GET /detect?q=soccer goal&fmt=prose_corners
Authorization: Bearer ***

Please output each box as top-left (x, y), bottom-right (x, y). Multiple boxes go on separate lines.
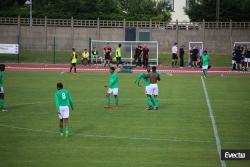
top-left (91, 40), bottom-right (159, 65)
top-left (188, 42), bottom-right (204, 54)
top-left (188, 42), bottom-right (204, 65)
top-left (233, 42), bottom-right (250, 49)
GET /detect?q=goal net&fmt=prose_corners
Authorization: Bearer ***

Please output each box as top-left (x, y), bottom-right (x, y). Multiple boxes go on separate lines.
top-left (91, 40), bottom-right (158, 65)
top-left (233, 42), bottom-right (250, 50)
top-left (188, 42), bottom-right (204, 65)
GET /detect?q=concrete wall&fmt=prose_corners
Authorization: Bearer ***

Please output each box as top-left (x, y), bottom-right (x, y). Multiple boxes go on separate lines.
top-left (0, 25), bottom-right (250, 54)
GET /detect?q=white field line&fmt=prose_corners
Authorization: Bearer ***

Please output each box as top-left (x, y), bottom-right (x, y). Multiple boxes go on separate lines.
top-left (0, 123), bottom-right (211, 143)
top-left (0, 123), bottom-right (249, 145)
top-left (201, 76), bottom-right (227, 167)
top-left (6, 67), bottom-right (109, 71)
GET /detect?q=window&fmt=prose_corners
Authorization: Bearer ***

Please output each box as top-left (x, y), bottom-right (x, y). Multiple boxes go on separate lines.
top-left (166, 0), bottom-right (174, 11)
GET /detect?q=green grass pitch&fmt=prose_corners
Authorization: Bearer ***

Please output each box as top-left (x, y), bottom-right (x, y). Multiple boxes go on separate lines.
top-left (0, 71), bottom-right (250, 167)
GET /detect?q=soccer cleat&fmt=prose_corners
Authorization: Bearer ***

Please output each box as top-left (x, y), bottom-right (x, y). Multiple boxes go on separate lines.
top-left (154, 107), bottom-right (158, 110)
top-left (146, 107), bottom-right (153, 110)
top-left (114, 105), bottom-right (119, 109)
top-left (104, 105), bottom-right (112, 109)
top-left (65, 131), bottom-right (69, 137)
top-left (60, 133), bottom-right (64, 137)
top-left (1, 108), bottom-right (8, 112)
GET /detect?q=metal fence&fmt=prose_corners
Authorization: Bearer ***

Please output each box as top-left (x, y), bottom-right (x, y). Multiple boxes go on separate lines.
top-left (1, 17), bottom-right (250, 29)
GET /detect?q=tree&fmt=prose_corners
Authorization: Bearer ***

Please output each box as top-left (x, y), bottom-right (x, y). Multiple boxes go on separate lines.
top-left (0, 0), bottom-right (172, 21)
top-left (185, 0), bottom-right (250, 21)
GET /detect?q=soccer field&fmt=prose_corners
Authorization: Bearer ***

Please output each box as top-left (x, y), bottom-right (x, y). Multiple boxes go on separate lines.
top-left (0, 71), bottom-right (250, 167)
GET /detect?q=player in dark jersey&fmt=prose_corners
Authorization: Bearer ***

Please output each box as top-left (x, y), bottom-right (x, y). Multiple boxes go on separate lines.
top-left (134, 45), bottom-right (143, 66)
top-left (103, 44), bottom-right (112, 67)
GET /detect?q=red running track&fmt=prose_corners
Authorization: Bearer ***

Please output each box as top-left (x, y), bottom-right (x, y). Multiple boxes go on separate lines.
top-left (5, 63), bottom-right (250, 75)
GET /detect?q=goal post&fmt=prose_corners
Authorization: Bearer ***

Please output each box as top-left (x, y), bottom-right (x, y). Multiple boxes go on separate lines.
top-left (91, 40), bottom-right (159, 65)
top-left (233, 42), bottom-right (250, 49)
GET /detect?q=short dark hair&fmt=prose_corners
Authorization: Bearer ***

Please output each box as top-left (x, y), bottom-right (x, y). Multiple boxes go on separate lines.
top-left (72, 48), bottom-right (75, 51)
top-left (0, 64), bottom-right (5, 71)
top-left (203, 50), bottom-right (207, 54)
top-left (152, 66), bottom-right (157, 72)
top-left (110, 67), bottom-right (115, 71)
top-left (118, 43), bottom-right (122, 47)
top-left (57, 82), bottom-right (63, 89)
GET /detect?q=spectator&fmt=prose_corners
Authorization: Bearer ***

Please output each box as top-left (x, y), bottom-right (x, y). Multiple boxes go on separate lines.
top-left (179, 45), bottom-right (185, 67)
top-left (232, 46), bottom-right (237, 70)
top-left (134, 45), bottom-right (143, 66)
top-left (235, 46), bottom-right (242, 70)
top-left (142, 45), bottom-right (149, 68)
top-left (191, 46), bottom-right (199, 68)
top-left (92, 47), bottom-right (100, 64)
top-left (171, 42), bottom-right (178, 67)
top-left (103, 43), bottom-right (112, 67)
top-left (82, 48), bottom-right (89, 65)
top-left (115, 43), bottom-right (122, 67)
top-left (243, 48), bottom-right (250, 71)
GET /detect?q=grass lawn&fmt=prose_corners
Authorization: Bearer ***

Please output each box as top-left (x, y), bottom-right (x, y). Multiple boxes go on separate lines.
top-left (0, 72), bottom-right (249, 167)
top-left (0, 50), bottom-right (232, 67)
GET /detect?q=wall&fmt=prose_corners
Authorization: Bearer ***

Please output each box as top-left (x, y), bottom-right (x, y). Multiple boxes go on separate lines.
top-left (0, 25), bottom-right (250, 54)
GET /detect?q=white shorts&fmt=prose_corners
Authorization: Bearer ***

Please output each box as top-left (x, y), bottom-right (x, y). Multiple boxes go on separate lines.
top-left (0, 87), bottom-right (4, 93)
top-left (202, 65), bottom-right (208, 70)
top-left (145, 86), bottom-right (151, 95)
top-left (58, 106), bottom-right (70, 119)
top-left (107, 88), bottom-right (118, 95)
top-left (150, 84), bottom-right (158, 96)
top-left (232, 60), bottom-right (236, 64)
top-left (244, 58), bottom-right (250, 62)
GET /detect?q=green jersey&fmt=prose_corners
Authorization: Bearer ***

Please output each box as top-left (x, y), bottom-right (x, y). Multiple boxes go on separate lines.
top-left (55, 89), bottom-right (73, 112)
top-left (0, 71), bottom-right (3, 87)
top-left (143, 72), bottom-right (151, 86)
top-left (201, 54), bottom-right (209, 66)
top-left (108, 73), bottom-right (118, 88)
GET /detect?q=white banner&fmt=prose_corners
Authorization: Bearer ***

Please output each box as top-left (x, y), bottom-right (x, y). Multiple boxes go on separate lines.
top-left (0, 44), bottom-right (19, 54)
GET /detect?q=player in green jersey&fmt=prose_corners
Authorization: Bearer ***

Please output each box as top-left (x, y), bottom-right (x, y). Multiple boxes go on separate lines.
top-left (55, 83), bottom-right (74, 137)
top-left (201, 50), bottom-right (210, 77)
top-left (135, 66), bottom-right (155, 110)
top-left (105, 67), bottom-right (119, 109)
top-left (0, 64), bottom-right (7, 112)
top-left (144, 66), bottom-right (160, 110)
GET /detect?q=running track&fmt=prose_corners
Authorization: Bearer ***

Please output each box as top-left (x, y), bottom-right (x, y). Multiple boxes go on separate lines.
top-left (5, 63), bottom-right (250, 75)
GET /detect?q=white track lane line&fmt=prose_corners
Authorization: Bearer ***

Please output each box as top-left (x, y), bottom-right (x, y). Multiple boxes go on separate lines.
top-left (201, 76), bottom-right (226, 167)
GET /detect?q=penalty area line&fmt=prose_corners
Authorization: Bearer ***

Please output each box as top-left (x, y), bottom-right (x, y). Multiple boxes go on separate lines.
top-left (201, 76), bottom-right (226, 167)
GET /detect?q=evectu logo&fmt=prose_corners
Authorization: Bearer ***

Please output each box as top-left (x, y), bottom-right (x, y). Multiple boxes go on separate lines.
top-left (221, 150), bottom-right (250, 160)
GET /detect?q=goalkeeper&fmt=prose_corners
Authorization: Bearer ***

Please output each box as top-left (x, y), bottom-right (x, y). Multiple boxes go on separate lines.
top-left (135, 66), bottom-right (155, 110)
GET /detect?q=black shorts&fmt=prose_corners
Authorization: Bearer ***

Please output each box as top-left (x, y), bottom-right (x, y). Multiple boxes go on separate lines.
top-left (71, 63), bottom-right (76, 66)
top-left (105, 53), bottom-right (110, 60)
top-left (236, 58), bottom-right (241, 64)
top-left (191, 55), bottom-right (198, 61)
top-left (172, 53), bottom-right (178, 59)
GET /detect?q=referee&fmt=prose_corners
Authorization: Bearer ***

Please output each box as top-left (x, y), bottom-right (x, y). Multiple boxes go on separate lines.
top-left (172, 42), bottom-right (178, 67)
